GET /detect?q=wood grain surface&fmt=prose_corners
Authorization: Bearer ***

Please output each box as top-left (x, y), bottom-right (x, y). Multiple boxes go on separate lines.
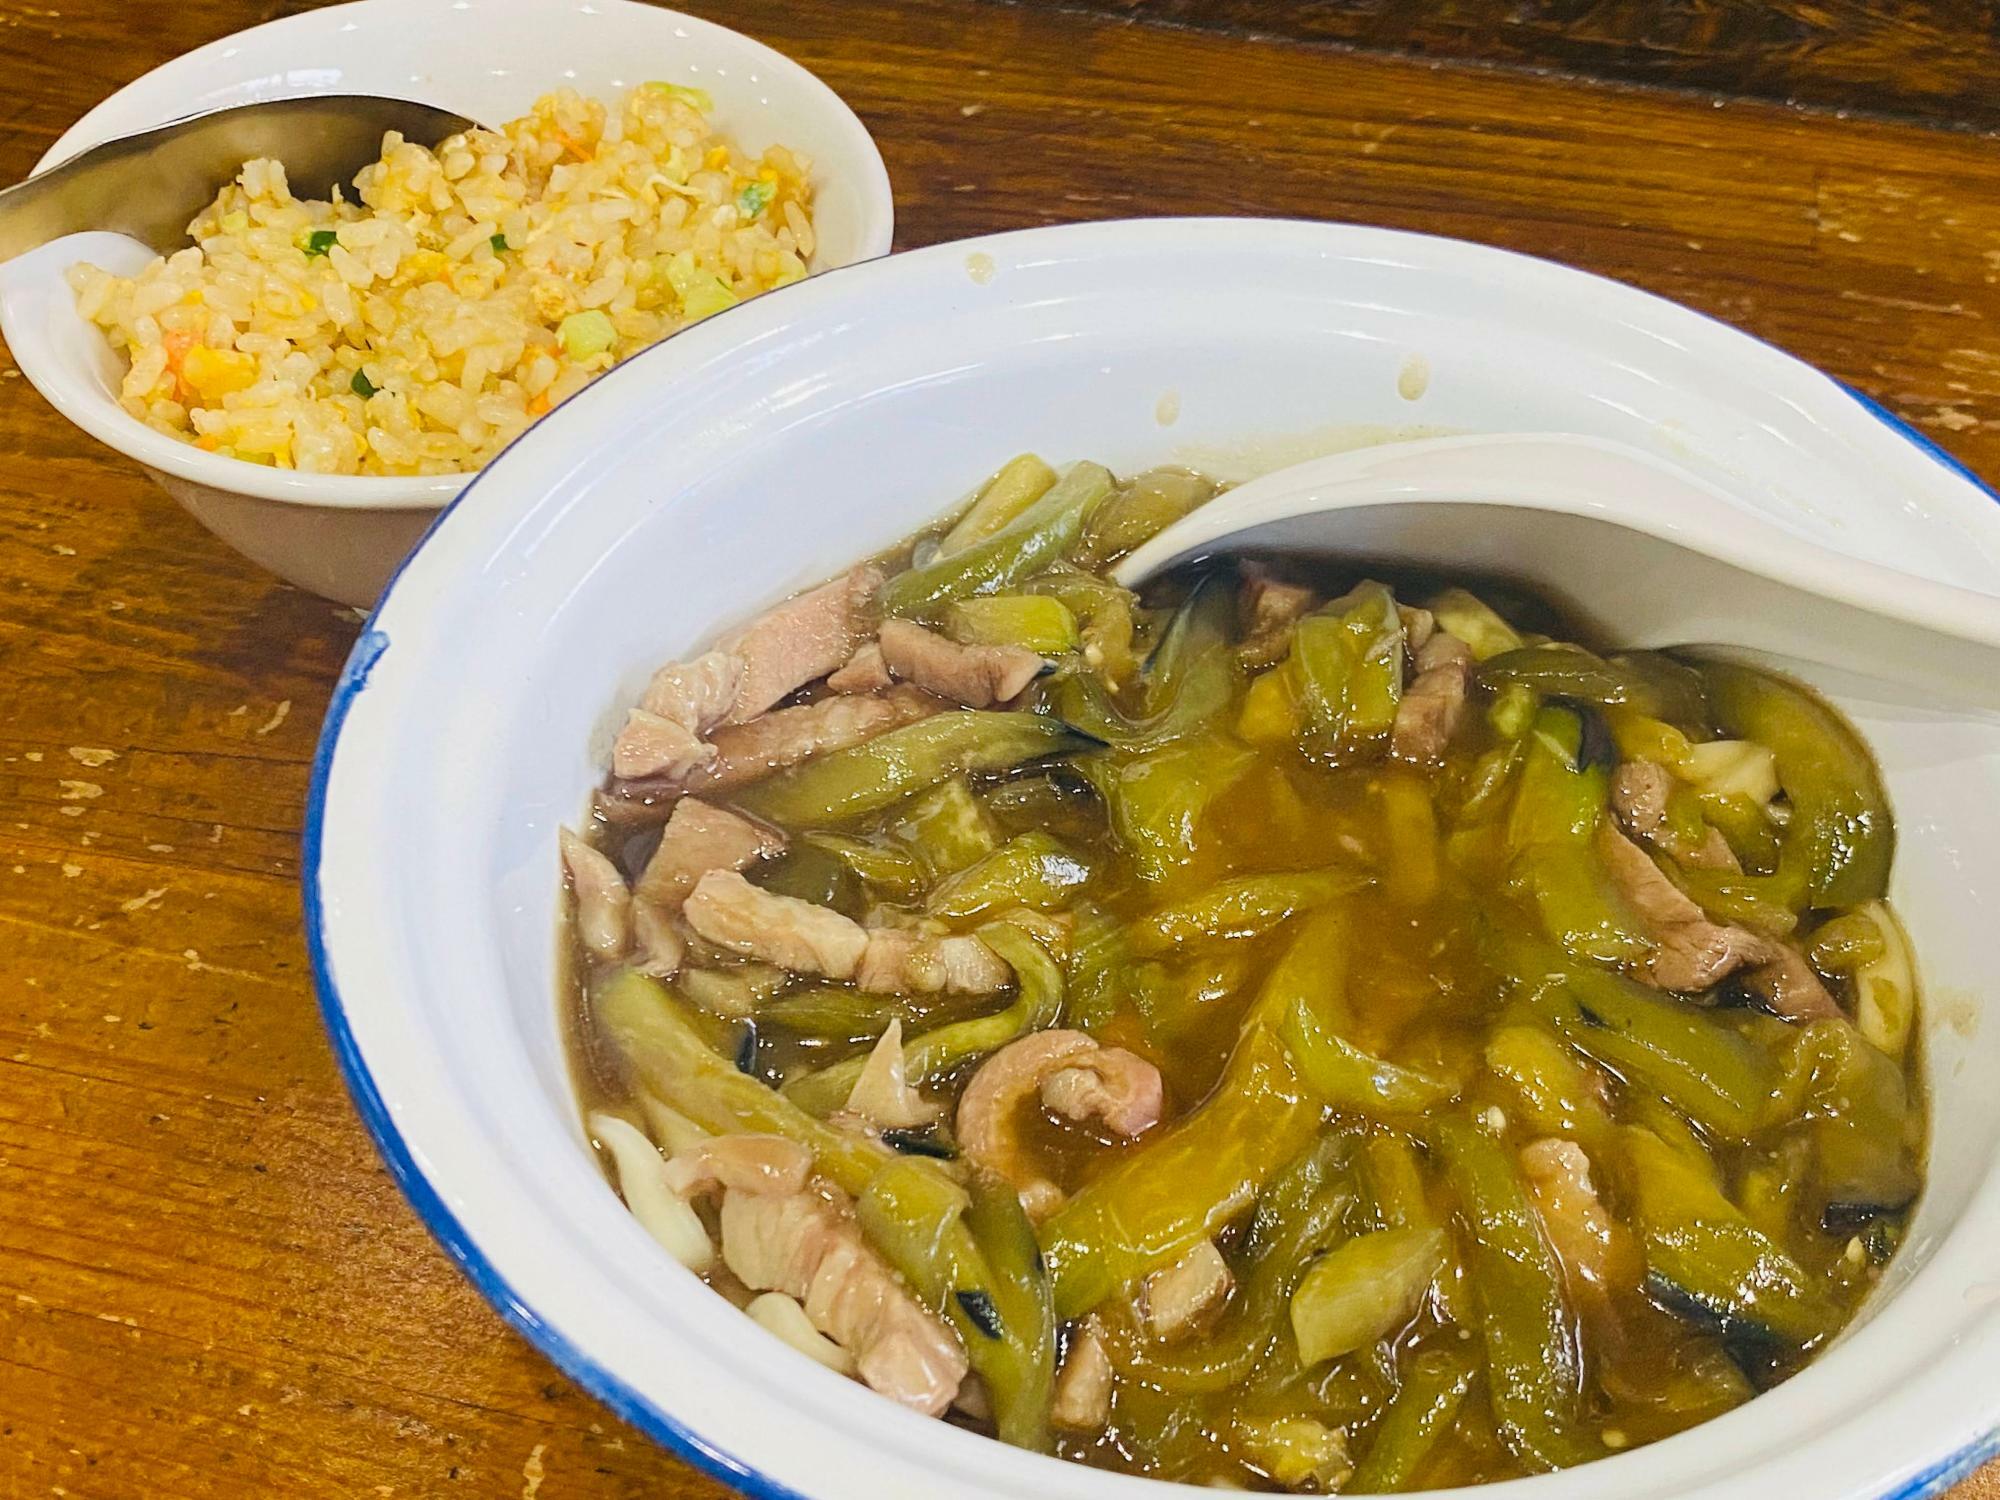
top-left (1002, 0), bottom-right (2000, 136)
top-left (0, 2), bottom-right (1996, 1497)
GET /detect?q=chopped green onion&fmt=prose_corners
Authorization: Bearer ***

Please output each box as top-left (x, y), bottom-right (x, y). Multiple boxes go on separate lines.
top-left (645, 81), bottom-right (714, 113)
top-left (490, 232), bottom-right (510, 253)
top-left (350, 370), bottom-right (378, 399)
top-left (736, 180), bottom-right (774, 218)
top-left (557, 309), bottom-right (617, 361)
top-left (302, 229), bottom-right (339, 258)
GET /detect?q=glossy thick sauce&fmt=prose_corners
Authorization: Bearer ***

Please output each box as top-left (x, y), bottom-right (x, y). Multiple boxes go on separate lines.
top-left (564, 465), bottom-right (1923, 1492)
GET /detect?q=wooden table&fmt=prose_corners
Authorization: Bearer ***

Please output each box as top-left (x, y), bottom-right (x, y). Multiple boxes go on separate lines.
top-left (2, 2), bottom-right (1996, 1495)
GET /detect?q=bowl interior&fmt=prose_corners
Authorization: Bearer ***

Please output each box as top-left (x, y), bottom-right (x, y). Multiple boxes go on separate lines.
top-left (315, 220), bottom-right (2000, 1500)
top-left (0, 0), bottom-right (892, 505)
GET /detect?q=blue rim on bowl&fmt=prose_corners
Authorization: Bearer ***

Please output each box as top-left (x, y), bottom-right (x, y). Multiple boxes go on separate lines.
top-left (302, 633), bottom-right (811, 1500)
top-left (303, 218), bottom-right (2000, 1500)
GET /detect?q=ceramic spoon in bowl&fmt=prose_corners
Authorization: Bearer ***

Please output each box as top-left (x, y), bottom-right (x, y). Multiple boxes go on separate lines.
top-left (1113, 432), bottom-right (2000, 714)
top-left (0, 95), bottom-right (478, 262)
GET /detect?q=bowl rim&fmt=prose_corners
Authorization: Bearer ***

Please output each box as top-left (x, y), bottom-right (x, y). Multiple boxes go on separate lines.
top-left (2, 0), bottom-right (894, 512)
top-left (305, 214), bottom-right (2000, 1500)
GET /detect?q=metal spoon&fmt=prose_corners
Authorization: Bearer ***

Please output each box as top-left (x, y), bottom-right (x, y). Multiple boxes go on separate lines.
top-left (0, 95), bottom-right (479, 263)
top-left (1113, 432), bottom-right (2000, 712)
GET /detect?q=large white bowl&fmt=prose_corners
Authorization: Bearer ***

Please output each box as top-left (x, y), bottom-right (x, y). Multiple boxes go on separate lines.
top-left (307, 218), bottom-right (2000, 1500)
top-left (0, 0), bottom-right (893, 606)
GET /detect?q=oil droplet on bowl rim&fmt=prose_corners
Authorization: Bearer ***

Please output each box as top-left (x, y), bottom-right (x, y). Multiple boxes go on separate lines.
top-left (1155, 390), bottom-right (1181, 427)
top-left (965, 252), bottom-right (996, 285)
top-left (1398, 353), bottom-right (1431, 401)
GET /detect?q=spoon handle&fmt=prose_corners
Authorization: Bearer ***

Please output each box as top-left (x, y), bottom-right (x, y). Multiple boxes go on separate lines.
top-left (0, 105), bottom-right (297, 261)
top-left (0, 150), bottom-right (138, 262)
top-left (0, 96), bottom-right (478, 264)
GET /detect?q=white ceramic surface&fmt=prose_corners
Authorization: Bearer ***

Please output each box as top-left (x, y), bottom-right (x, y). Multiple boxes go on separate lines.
top-left (308, 218), bottom-right (2000, 1500)
top-left (0, 0), bottom-right (893, 606)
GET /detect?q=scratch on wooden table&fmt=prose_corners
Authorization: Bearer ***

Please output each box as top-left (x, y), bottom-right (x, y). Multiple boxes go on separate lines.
top-left (0, 908), bottom-right (278, 987)
top-left (117, 887), bottom-right (168, 914)
top-left (1837, 288), bottom-right (1969, 315)
top-left (1927, 407), bottom-right (1985, 432)
top-left (1944, 347), bottom-right (2000, 383)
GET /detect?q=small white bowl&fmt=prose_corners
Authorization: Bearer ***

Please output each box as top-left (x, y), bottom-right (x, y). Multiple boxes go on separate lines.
top-left (0, 0), bottom-right (892, 606)
top-left (309, 219), bottom-right (2000, 1499)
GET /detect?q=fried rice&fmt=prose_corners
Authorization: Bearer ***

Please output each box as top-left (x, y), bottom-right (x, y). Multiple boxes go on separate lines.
top-left (67, 84), bottom-right (816, 475)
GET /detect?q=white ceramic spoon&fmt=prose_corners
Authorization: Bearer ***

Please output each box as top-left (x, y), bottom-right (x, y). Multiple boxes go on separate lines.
top-left (1113, 432), bottom-right (2000, 713)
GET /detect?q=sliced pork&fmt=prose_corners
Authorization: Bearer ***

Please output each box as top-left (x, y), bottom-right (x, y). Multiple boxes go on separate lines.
top-left (877, 619), bottom-right (1045, 708)
top-left (560, 827), bottom-right (630, 959)
top-left (663, 1134), bottom-right (815, 1199)
top-left (1596, 822), bottom-right (1774, 991)
top-left (594, 776), bottom-right (682, 829)
top-left (1741, 942), bottom-right (1843, 1022)
top-left (855, 928), bottom-right (1013, 996)
top-left (1610, 760), bottom-right (1739, 872)
top-left (827, 640), bottom-right (893, 695)
top-left (1042, 1049), bottom-right (1167, 1137)
top-left (1140, 1240), bottom-right (1233, 1340)
top-left (1239, 568), bottom-right (1319, 668)
top-left (611, 707), bottom-right (716, 782)
top-left (639, 649), bottom-right (744, 735)
top-left (636, 798), bottom-right (786, 909)
top-left (719, 1184), bottom-right (967, 1416)
top-left (1608, 758), bottom-right (1674, 836)
top-left (1052, 1319), bottom-right (1114, 1433)
top-left (685, 686), bottom-right (944, 795)
top-left (630, 901), bottom-right (686, 978)
top-left (1519, 1137), bottom-right (1639, 1309)
top-left (956, 1030), bottom-right (1164, 1220)
top-left (719, 564), bottom-right (885, 724)
top-left (1398, 604), bottom-right (1436, 654)
top-left (1390, 632), bottom-right (1474, 763)
top-left (682, 869), bottom-right (870, 979)
top-left (614, 565), bottom-right (885, 788)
